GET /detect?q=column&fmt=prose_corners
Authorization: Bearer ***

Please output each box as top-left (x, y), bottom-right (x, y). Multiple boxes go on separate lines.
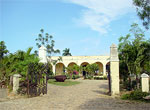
top-left (13, 74), bottom-right (21, 94)
top-left (39, 45), bottom-right (47, 63)
top-left (103, 64), bottom-right (106, 76)
top-left (52, 65), bottom-right (56, 75)
top-left (110, 44), bottom-right (120, 96)
top-left (141, 73), bottom-right (149, 92)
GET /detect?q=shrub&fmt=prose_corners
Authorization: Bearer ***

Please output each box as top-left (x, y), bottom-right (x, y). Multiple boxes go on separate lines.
top-left (47, 75), bottom-right (55, 80)
top-left (93, 76), bottom-right (107, 80)
top-left (72, 74), bottom-right (80, 80)
top-left (121, 90), bottom-right (150, 101)
top-left (130, 90), bottom-right (149, 100)
top-left (121, 93), bottom-right (131, 100)
top-left (84, 75), bottom-right (93, 80)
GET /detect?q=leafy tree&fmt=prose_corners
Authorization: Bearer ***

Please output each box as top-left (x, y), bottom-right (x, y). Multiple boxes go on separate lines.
top-left (62, 48), bottom-right (72, 56)
top-left (66, 64), bottom-right (80, 75)
top-left (35, 29), bottom-right (60, 56)
top-left (0, 47), bottom-right (39, 85)
top-left (65, 64), bottom-right (81, 79)
top-left (85, 63), bottom-right (99, 76)
top-left (118, 23), bottom-right (150, 89)
top-left (133, 0), bottom-right (150, 29)
top-left (0, 41), bottom-right (9, 60)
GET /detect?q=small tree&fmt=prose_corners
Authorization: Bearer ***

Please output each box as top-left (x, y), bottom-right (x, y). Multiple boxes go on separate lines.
top-left (65, 65), bottom-right (80, 79)
top-left (84, 63), bottom-right (99, 78)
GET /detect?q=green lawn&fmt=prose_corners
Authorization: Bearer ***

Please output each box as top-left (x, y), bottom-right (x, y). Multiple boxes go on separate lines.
top-left (48, 79), bottom-right (80, 86)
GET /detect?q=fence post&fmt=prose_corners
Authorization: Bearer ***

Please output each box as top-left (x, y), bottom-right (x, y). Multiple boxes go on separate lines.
top-left (110, 44), bottom-right (120, 96)
top-left (13, 74), bottom-right (21, 94)
top-left (141, 73), bottom-right (149, 92)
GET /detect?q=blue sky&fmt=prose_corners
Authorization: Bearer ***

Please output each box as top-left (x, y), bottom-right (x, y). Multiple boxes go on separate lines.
top-left (0, 0), bottom-right (150, 56)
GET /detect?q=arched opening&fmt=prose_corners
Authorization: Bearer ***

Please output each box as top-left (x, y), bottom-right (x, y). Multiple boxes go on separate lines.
top-left (56, 63), bottom-right (65, 75)
top-left (95, 62), bottom-right (103, 75)
top-left (68, 62), bottom-right (77, 67)
top-left (81, 62), bottom-right (89, 66)
top-left (80, 62), bottom-right (89, 76)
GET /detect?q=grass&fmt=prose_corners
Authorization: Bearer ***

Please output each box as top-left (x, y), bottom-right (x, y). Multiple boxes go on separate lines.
top-left (48, 79), bottom-right (81, 86)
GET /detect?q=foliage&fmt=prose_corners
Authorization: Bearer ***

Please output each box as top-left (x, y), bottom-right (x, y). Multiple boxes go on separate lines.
top-left (119, 23), bottom-right (144, 75)
top-left (65, 65), bottom-right (81, 79)
top-left (121, 90), bottom-right (150, 102)
top-left (19, 62), bottom-right (50, 96)
top-left (0, 47), bottom-right (40, 88)
top-left (118, 23), bottom-right (150, 90)
top-left (35, 29), bottom-right (62, 74)
top-left (48, 79), bottom-right (80, 86)
top-left (35, 29), bottom-right (60, 56)
top-left (62, 48), bottom-right (72, 56)
top-left (0, 41), bottom-right (9, 60)
top-left (84, 75), bottom-right (93, 80)
top-left (133, 0), bottom-right (150, 29)
top-left (83, 63), bottom-right (99, 79)
top-left (94, 76), bottom-right (107, 80)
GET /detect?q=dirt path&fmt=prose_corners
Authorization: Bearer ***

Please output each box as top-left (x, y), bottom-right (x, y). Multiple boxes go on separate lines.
top-left (0, 80), bottom-right (150, 110)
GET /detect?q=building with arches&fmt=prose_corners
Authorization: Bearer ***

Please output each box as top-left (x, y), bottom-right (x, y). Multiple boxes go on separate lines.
top-left (39, 44), bottom-right (120, 96)
top-left (49, 56), bottom-right (110, 76)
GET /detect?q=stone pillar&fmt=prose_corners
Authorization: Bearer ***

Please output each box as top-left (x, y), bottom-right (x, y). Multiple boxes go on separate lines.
top-left (13, 74), bottom-right (21, 94)
top-left (39, 45), bottom-right (47, 63)
top-left (110, 44), bottom-right (120, 96)
top-left (141, 73), bottom-right (149, 92)
top-left (103, 64), bottom-right (106, 76)
top-left (52, 65), bottom-right (56, 75)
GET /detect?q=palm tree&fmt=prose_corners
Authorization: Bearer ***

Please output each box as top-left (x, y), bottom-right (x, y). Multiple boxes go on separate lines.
top-left (62, 48), bottom-right (72, 56)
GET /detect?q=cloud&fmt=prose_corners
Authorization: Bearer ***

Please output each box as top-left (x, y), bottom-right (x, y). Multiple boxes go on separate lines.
top-left (64, 0), bottom-right (134, 34)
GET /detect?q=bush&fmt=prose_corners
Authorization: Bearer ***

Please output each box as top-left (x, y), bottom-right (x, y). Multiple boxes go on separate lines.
top-left (130, 90), bottom-right (149, 100)
top-left (121, 90), bottom-right (150, 101)
top-left (66, 74), bottom-right (72, 79)
top-left (93, 76), bottom-right (107, 80)
top-left (121, 93), bottom-right (131, 100)
top-left (72, 74), bottom-right (80, 80)
top-left (84, 75), bottom-right (93, 79)
top-left (122, 80), bottom-right (131, 90)
top-left (47, 75), bottom-right (55, 80)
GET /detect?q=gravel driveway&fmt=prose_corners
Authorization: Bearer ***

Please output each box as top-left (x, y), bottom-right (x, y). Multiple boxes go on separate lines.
top-left (0, 80), bottom-right (150, 110)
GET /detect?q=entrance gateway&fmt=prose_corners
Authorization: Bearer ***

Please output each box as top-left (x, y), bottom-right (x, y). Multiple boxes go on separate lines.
top-left (39, 44), bottom-right (120, 96)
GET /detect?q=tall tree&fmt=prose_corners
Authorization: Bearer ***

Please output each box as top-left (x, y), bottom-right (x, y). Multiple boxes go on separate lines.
top-left (119, 23), bottom-right (145, 75)
top-left (62, 48), bottom-right (72, 56)
top-left (133, 0), bottom-right (150, 29)
top-left (35, 29), bottom-right (60, 56)
top-left (118, 23), bottom-right (150, 89)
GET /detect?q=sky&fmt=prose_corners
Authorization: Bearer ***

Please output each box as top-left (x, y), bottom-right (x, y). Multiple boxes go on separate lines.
top-left (0, 0), bottom-right (150, 56)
